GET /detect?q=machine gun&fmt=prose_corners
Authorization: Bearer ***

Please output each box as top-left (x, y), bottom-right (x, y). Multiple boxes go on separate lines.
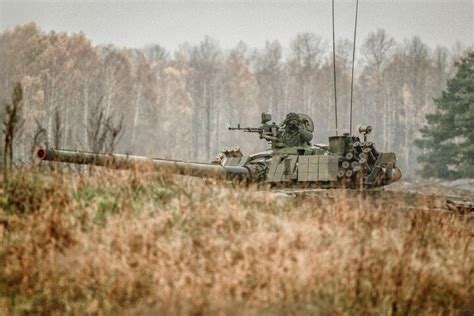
top-left (229, 112), bottom-right (316, 150)
top-left (228, 112), bottom-right (280, 143)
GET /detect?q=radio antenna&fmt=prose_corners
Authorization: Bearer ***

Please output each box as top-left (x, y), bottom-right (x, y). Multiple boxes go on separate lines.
top-left (349, 0), bottom-right (359, 135)
top-left (332, 0), bottom-right (338, 136)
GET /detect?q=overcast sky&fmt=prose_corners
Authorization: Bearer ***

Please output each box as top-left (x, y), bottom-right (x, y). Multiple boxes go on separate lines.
top-left (0, 0), bottom-right (472, 51)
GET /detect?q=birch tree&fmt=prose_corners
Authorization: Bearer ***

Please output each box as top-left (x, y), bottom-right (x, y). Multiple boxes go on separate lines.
top-left (287, 33), bottom-right (325, 118)
top-left (187, 37), bottom-right (223, 160)
top-left (252, 41), bottom-right (286, 119)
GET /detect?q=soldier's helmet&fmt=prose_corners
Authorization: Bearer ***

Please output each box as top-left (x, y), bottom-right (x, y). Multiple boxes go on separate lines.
top-left (285, 112), bottom-right (299, 124)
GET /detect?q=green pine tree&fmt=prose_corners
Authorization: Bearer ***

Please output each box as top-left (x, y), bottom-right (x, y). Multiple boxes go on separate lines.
top-left (415, 52), bottom-right (474, 179)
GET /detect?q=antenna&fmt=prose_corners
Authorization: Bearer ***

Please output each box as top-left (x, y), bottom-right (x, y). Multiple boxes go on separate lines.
top-left (332, 0), bottom-right (338, 136)
top-left (349, 0), bottom-right (359, 135)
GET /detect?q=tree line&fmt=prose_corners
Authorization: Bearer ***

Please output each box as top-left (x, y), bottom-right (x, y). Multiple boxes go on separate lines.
top-left (0, 23), bottom-right (471, 177)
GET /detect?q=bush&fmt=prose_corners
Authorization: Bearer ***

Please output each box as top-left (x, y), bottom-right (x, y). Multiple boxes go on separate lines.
top-left (2, 171), bottom-right (70, 214)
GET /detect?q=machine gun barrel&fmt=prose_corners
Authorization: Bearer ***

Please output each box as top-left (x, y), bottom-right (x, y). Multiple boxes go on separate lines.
top-left (228, 126), bottom-right (262, 133)
top-left (36, 148), bottom-right (250, 181)
top-left (229, 123), bottom-right (280, 143)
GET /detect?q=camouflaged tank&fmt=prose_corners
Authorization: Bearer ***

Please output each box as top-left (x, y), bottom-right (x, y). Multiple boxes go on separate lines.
top-left (37, 112), bottom-right (401, 189)
top-left (224, 112), bottom-right (401, 189)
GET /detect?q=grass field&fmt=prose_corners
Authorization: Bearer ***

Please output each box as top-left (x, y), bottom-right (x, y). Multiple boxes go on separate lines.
top-left (0, 168), bottom-right (473, 315)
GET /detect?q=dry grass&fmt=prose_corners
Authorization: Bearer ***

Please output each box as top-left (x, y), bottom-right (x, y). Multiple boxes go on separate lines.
top-left (0, 168), bottom-right (472, 315)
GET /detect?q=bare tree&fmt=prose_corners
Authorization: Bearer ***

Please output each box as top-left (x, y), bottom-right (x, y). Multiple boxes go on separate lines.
top-left (52, 109), bottom-right (62, 149)
top-left (252, 40), bottom-right (286, 118)
top-left (100, 48), bottom-right (133, 120)
top-left (143, 44), bottom-right (169, 63)
top-left (222, 42), bottom-right (259, 150)
top-left (360, 29), bottom-right (396, 150)
top-left (88, 98), bottom-right (124, 153)
top-left (3, 82), bottom-right (23, 182)
top-left (187, 37), bottom-right (223, 160)
top-left (288, 33), bottom-right (325, 118)
top-left (361, 29), bottom-right (396, 74)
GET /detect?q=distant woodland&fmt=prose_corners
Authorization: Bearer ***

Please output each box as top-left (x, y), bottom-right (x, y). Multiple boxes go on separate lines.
top-left (0, 23), bottom-right (471, 177)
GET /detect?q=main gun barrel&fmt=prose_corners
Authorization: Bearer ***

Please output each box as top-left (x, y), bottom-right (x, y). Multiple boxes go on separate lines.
top-left (36, 148), bottom-right (250, 181)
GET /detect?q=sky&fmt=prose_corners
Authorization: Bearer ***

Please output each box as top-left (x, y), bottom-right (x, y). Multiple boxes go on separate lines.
top-left (0, 0), bottom-right (473, 51)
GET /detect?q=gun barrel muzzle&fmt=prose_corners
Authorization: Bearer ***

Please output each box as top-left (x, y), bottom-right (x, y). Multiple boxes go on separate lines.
top-left (37, 147), bottom-right (47, 160)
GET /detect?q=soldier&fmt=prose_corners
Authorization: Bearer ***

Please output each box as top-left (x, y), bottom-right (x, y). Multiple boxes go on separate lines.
top-left (279, 112), bottom-right (313, 147)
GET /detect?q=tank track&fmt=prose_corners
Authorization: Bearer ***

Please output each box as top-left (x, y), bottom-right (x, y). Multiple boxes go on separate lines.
top-left (270, 188), bottom-right (474, 216)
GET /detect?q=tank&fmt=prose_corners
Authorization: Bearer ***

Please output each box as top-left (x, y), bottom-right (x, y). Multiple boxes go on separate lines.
top-left (37, 112), bottom-right (401, 189)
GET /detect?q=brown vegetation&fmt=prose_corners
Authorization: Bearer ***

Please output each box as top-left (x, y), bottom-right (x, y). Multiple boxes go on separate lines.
top-left (0, 168), bottom-right (472, 314)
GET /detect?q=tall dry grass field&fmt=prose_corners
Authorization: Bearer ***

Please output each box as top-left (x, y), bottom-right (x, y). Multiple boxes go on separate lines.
top-left (0, 168), bottom-right (472, 315)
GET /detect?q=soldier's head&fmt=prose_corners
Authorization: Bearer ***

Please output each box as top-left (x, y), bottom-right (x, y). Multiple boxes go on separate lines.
top-left (285, 112), bottom-right (299, 128)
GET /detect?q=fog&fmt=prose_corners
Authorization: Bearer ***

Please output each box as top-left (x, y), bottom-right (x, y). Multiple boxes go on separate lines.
top-left (1, 0), bottom-right (472, 50)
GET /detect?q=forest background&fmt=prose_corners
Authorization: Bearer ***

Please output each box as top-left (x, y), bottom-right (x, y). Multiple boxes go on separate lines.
top-left (0, 23), bottom-right (472, 178)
